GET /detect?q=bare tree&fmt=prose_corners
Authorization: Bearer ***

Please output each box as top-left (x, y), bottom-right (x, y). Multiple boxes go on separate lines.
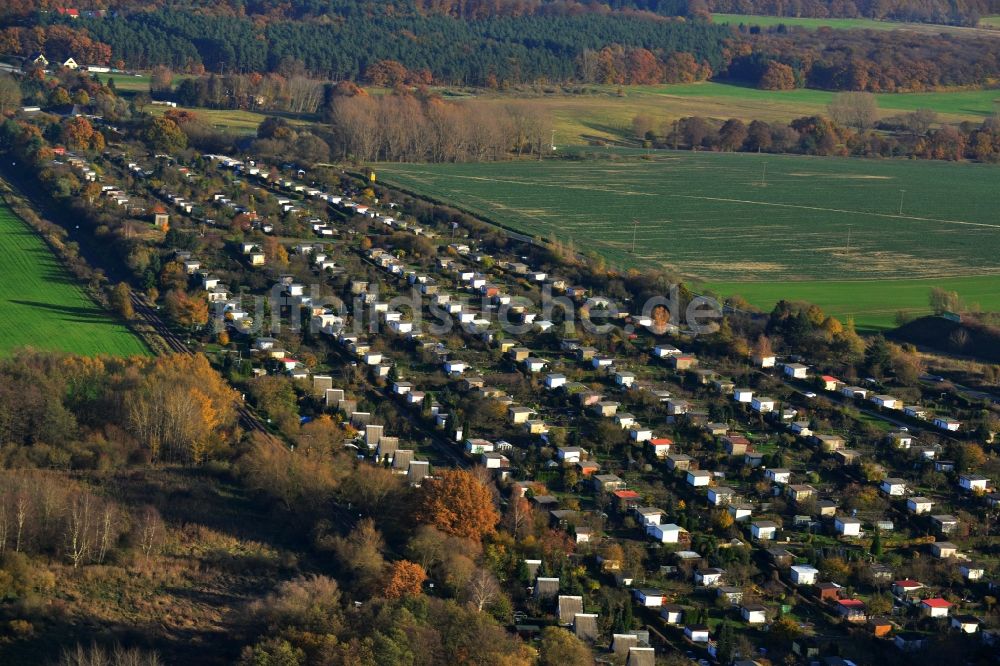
top-left (14, 490), bottom-right (27, 552)
top-left (65, 495), bottom-right (94, 568)
top-left (904, 108), bottom-right (938, 135)
top-left (60, 642), bottom-right (162, 666)
top-left (503, 496), bottom-right (533, 539)
top-left (827, 91), bottom-right (879, 132)
top-left (137, 506), bottom-right (161, 563)
top-left (0, 505), bottom-right (7, 556)
top-left (287, 76), bottom-right (323, 114)
top-left (464, 568), bottom-right (501, 612)
top-left (950, 328), bottom-right (970, 351)
top-left (97, 505), bottom-right (117, 565)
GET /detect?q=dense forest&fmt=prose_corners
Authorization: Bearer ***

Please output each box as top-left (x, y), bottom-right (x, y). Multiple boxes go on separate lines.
top-left (1, 0), bottom-right (693, 22)
top-left (68, 10), bottom-right (730, 83)
top-left (2, 1), bottom-right (1000, 90)
top-left (4, 0), bottom-right (999, 24)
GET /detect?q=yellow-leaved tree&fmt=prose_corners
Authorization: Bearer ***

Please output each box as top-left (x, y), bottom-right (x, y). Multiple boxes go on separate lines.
top-left (123, 355), bottom-right (238, 462)
top-left (414, 469), bottom-right (499, 543)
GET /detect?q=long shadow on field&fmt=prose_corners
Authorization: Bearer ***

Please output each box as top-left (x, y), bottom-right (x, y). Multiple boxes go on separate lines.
top-left (3, 234), bottom-right (78, 285)
top-left (0, 617), bottom-right (241, 666)
top-left (580, 120), bottom-right (632, 144)
top-left (112, 467), bottom-right (316, 553)
top-left (9, 299), bottom-right (120, 324)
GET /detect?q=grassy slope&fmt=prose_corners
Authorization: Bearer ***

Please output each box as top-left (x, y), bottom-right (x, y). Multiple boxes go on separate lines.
top-left (0, 202), bottom-right (148, 356)
top-left (377, 153), bottom-right (1000, 330)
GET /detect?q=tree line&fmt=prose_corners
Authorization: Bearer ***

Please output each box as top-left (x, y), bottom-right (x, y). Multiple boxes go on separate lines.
top-left (727, 27), bottom-right (1000, 91)
top-left (0, 0), bottom-right (692, 22)
top-left (0, 24), bottom-right (112, 65)
top-left (19, 9), bottom-right (1000, 93)
top-left (634, 95), bottom-right (1000, 162)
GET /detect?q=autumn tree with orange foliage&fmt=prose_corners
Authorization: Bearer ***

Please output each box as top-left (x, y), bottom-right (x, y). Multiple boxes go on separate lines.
top-left (365, 59), bottom-right (410, 87)
top-left (414, 469), bottom-right (499, 542)
top-left (62, 116), bottom-right (104, 152)
top-left (760, 61), bottom-right (796, 90)
top-left (263, 236), bottom-right (289, 267)
top-left (164, 289), bottom-right (209, 328)
top-left (0, 25), bottom-right (111, 65)
top-left (383, 560), bottom-right (427, 599)
top-left (159, 260), bottom-right (188, 292)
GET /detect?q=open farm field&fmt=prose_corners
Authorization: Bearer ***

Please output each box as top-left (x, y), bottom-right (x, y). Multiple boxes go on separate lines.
top-left (378, 152), bottom-right (1000, 330)
top-left (0, 201), bottom-right (148, 356)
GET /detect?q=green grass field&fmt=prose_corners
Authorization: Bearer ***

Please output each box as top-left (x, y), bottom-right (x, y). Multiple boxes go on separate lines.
top-left (148, 104), bottom-right (309, 134)
top-left (104, 73), bottom-right (194, 94)
top-left (978, 15), bottom-right (1000, 27)
top-left (467, 82), bottom-right (1000, 146)
top-left (106, 73), bottom-right (152, 92)
top-left (0, 202), bottom-right (149, 357)
top-left (712, 13), bottom-right (904, 30)
top-left (705, 276), bottom-right (1000, 329)
top-left (377, 152), bottom-right (1000, 330)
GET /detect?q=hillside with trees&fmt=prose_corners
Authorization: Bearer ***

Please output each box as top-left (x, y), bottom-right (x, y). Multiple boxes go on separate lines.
top-left (3, 1), bottom-right (1000, 91)
top-left (39, 9), bottom-right (732, 83)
